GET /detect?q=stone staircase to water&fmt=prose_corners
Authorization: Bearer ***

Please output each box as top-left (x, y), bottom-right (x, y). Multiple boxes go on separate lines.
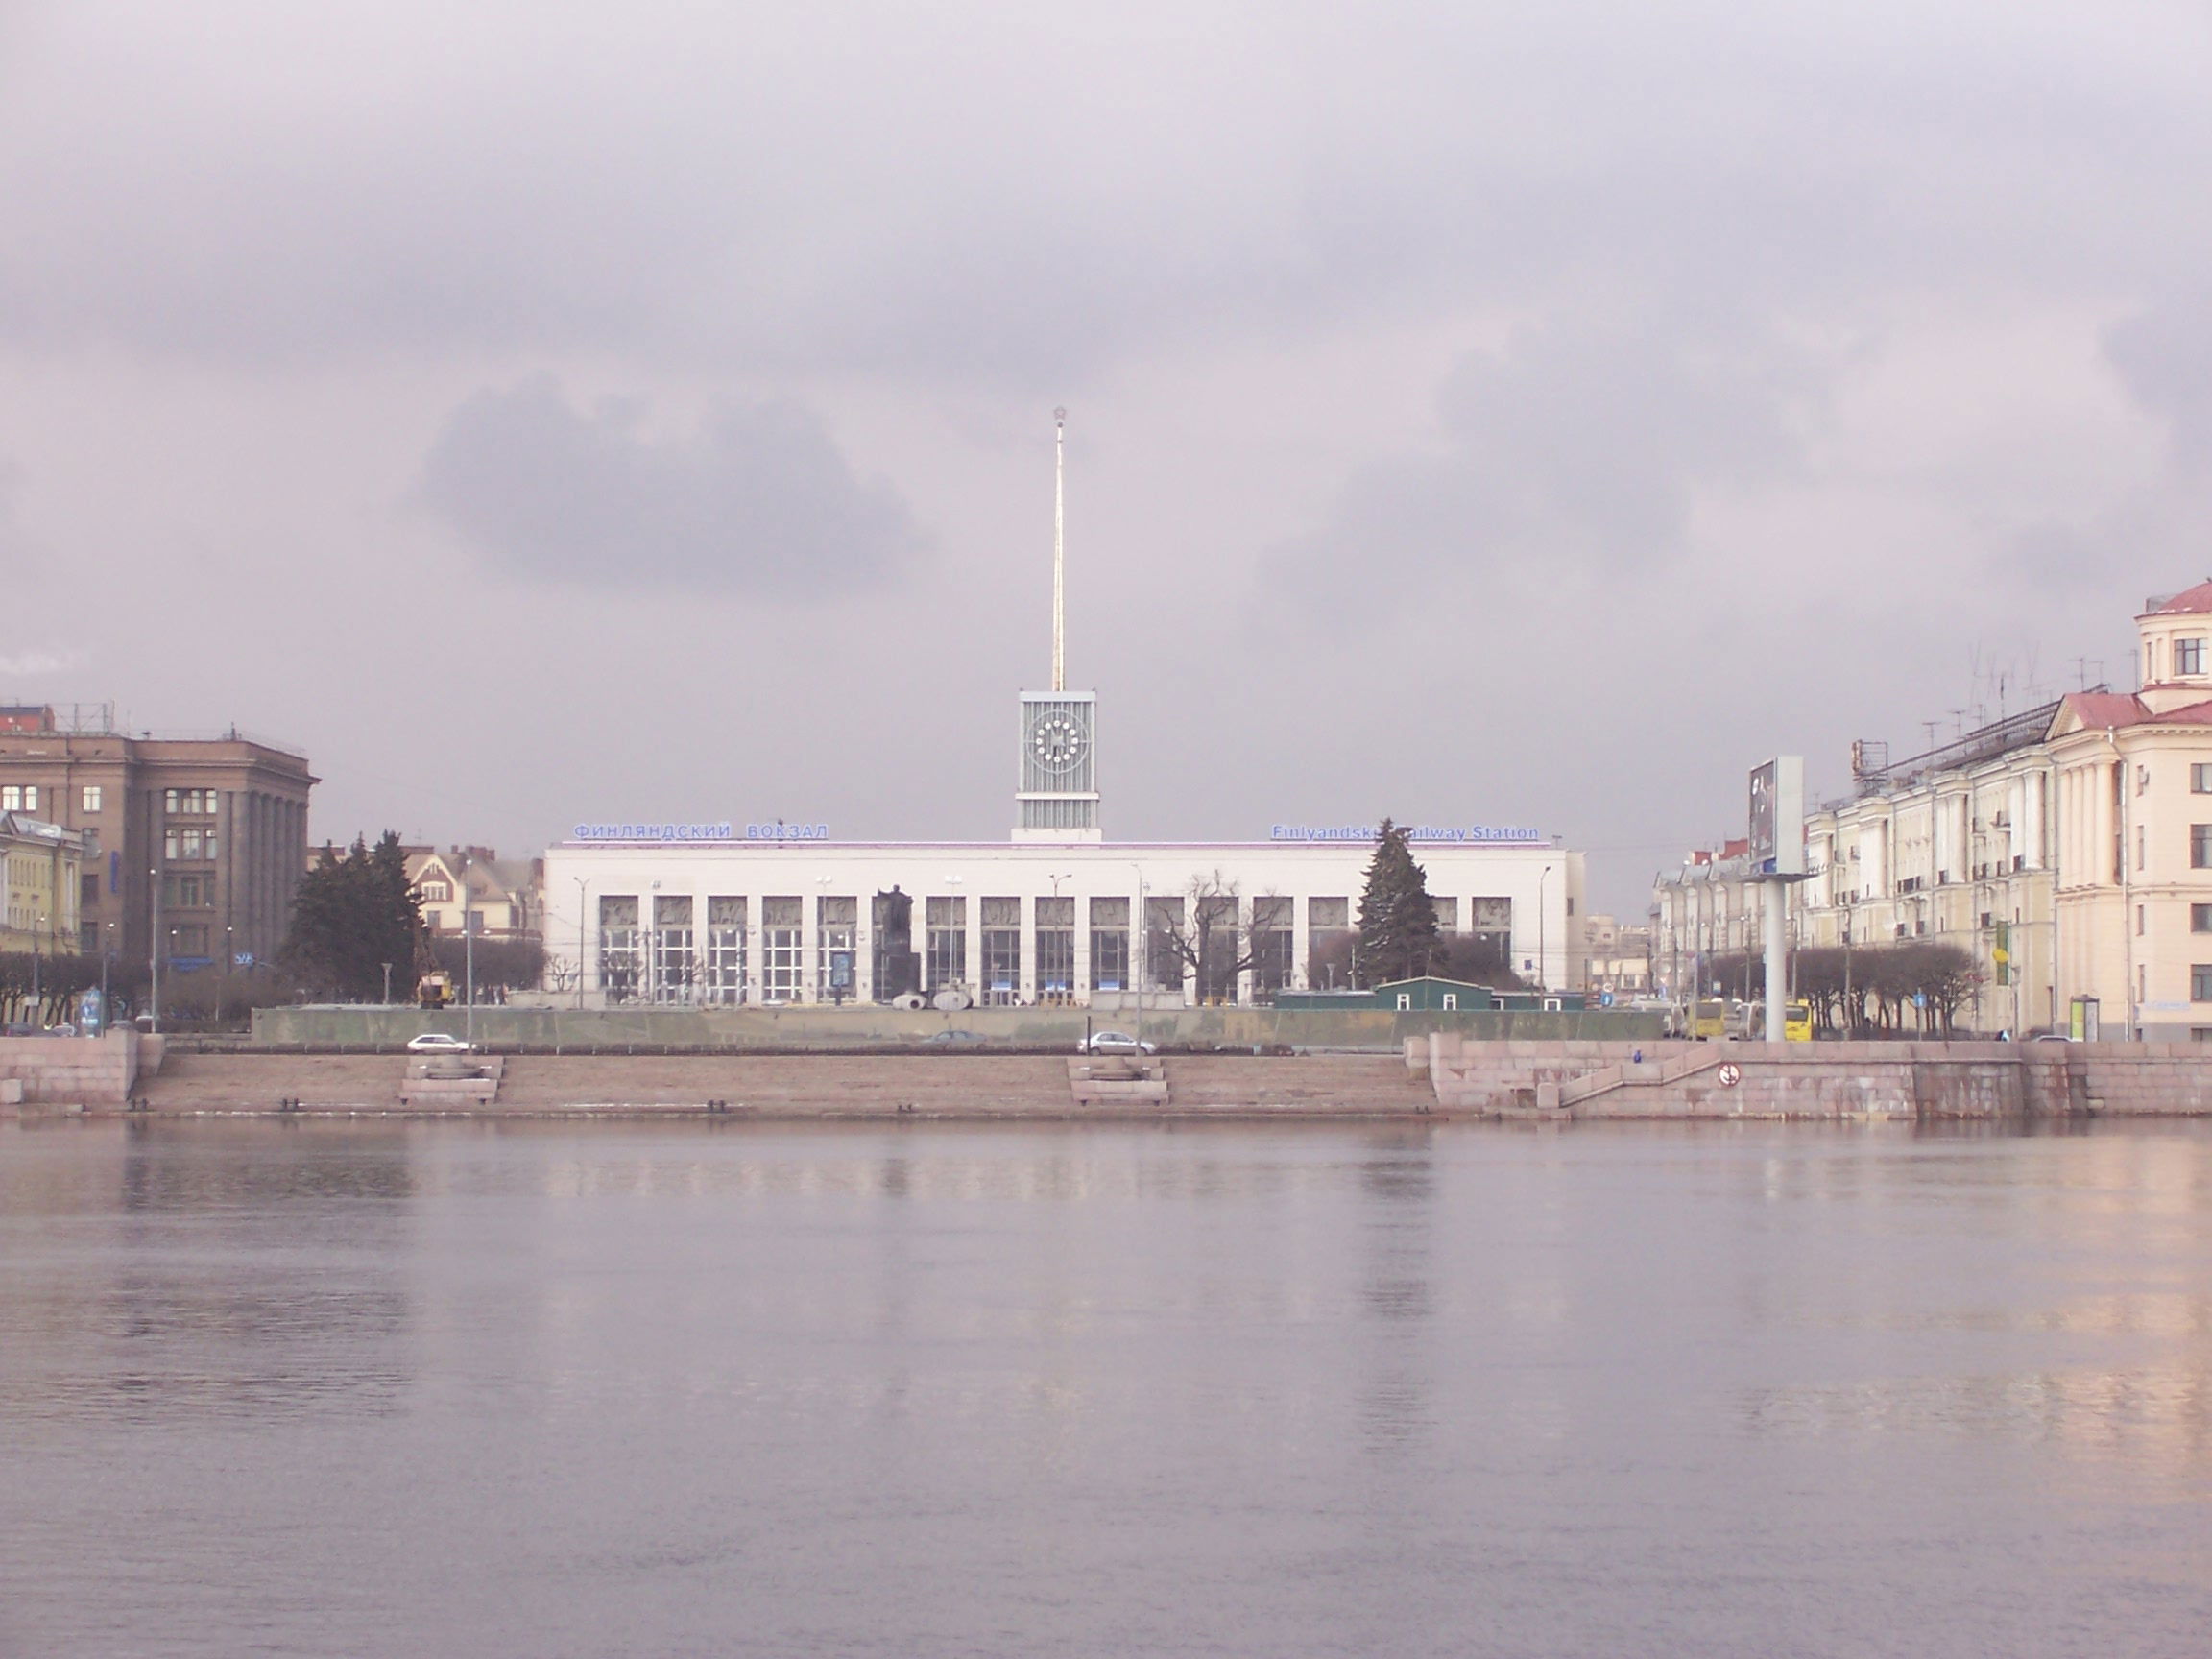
top-left (1068, 1054), bottom-right (1169, 1106)
top-left (398, 1054), bottom-right (504, 1107)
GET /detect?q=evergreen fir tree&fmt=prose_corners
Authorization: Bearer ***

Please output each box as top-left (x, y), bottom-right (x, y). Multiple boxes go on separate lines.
top-left (1354, 818), bottom-right (1442, 986)
top-left (280, 832), bottom-right (424, 1000)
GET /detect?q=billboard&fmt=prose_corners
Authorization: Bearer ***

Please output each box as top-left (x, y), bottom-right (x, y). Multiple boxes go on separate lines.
top-left (1748, 756), bottom-right (1805, 877)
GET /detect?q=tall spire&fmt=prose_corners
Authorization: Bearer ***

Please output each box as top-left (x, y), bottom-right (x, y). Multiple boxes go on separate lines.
top-left (1052, 406), bottom-right (1066, 693)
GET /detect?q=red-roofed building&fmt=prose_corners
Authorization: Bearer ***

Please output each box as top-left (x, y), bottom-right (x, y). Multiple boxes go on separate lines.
top-left (2050, 591), bottom-right (2212, 1038)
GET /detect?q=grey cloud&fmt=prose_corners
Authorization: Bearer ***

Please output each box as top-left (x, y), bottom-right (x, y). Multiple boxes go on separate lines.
top-left (2106, 295), bottom-right (2212, 471)
top-left (1256, 318), bottom-right (1813, 625)
top-left (419, 377), bottom-right (925, 595)
top-left (2, 6), bottom-right (2208, 382)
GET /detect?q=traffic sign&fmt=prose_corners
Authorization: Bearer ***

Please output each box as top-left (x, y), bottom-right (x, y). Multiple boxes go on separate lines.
top-left (1717, 1062), bottom-right (1742, 1088)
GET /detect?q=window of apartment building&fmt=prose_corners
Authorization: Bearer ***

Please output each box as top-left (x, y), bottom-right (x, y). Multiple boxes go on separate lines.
top-left (2196, 904), bottom-right (2212, 933)
top-left (2195, 964), bottom-right (2212, 1002)
top-left (2138, 764), bottom-right (2152, 797)
top-left (420, 879), bottom-right (451, 902)
top-left (163, 788), bottom-right (216, 816)
top-left (2138, 904), bottom-right (2147, 937)
top-left (168, 925), bottom-right (209, 959)
top-left (1252, 896), bottom-right (1294, 995)
top-left (2139, 825), bottom-right (2148, 872)
top-left (1035, 897), bottom-right (1075, 1000)
top-left (706, 897), bottom-right (746, 1004)
top-left (1, 784), bottom-right (36, 811)
top-left (79, 828), bottom-right (99, 858)
top-left (162, 874), bottom-right (210, 908)
top-left (925, 896), bottom-right (966, 993)
top-left (816, 896), bottom-right (857, 1001)
top-left (597, 896), bottom-right (641, 1003)
top-left (163, 828), bottom-right (217, 861)
top-left (980, 897), bottom-right (1022, 1004)
top-left (2181, 638), bottom-right (2206, 675)
top-left (761, 897), bottom-right (805, 1001)
top-left (1088, 896), bottom-right (1128, 993)
top-left (650, 895), bottom-right (694, 1003)
top-left (2195, 826), bottom-right (2212, 870)
top-left (80, 785), bottom-right (101, 814)
top-left (2196, 764), bottom-right (2212, 794)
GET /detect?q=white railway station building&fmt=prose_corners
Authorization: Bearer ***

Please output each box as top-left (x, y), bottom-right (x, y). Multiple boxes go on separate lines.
top-left (540, 416), bottom-right (1584, 1009)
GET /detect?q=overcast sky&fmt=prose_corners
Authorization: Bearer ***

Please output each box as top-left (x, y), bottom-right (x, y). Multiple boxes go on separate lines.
top-left (3, 2), bottom-right (2208, 914)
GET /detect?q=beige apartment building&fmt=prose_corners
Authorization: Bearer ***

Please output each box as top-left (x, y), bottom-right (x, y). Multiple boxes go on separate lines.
top-left (1, 810), bottom-right (83, 956)
top-left (1656, 583), bottom-right (2212, 1039)
top-left (0, 705), bottom-right (316, 975)
top-left (2049, 582), bottom-right (2212, 1040)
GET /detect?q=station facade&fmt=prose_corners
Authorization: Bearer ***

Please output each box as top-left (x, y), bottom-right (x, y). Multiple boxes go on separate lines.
top-left (542, 830), bottom-right (1584, 1010)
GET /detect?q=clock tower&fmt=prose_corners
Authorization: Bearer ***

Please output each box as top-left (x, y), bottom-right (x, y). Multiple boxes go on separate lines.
top-left (1014, 409), bottom-right (1103, 843)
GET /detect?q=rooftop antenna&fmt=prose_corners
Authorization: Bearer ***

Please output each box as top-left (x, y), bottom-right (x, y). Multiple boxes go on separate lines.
top-left (1052, 406), bottom-right (1067, 694)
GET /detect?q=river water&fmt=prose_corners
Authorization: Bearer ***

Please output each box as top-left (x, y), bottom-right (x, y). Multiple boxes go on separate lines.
top-left (3, 1118), bottom-right (2210, 1657)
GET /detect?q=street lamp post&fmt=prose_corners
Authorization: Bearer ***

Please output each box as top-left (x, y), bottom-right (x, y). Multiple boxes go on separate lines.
top-left (149, 866), bottom-right (161, 1035)
top-left (1536, 865), bottom-right (1553, 993)
top-left (463, 852), bottom-right (475, 1046)
top-left (32, 911), bottom-right (44, 1023)
top-left (573, 876), bottom-right (589, 1010)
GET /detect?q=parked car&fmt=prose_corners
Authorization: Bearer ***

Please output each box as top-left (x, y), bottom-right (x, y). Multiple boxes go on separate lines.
top-left (1078, 1030), bottom-right (1157, 1055)
top-left (922, 1028), bottom-right (986, 1046)
top-left (406, 1032), bottom-right (477, 1053)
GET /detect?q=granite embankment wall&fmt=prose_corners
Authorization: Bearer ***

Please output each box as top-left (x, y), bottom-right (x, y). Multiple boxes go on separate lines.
top-left (0, 1032), bottom-right (147, 1107)
top-left (1417, 1035), bottom-right (2212, 1119)
top-left (16, 1039), bottom-right (2209, 1120)
top-left (251, 1002), bottom-right (1665, 1050)
top-left (110, 1050), bottom-right (1436, 1118)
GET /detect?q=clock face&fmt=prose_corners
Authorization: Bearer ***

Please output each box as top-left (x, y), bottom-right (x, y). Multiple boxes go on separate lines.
top-left (1031, 713), bottom-right (1089, 775)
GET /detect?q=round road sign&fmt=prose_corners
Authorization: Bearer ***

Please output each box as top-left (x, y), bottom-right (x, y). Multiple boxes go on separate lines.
top-left (1717, 1062), bottom-right (1743, 1088)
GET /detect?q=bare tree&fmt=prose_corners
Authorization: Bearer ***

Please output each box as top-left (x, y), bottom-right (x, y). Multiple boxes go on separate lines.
top-left (1152, 871), bottom-right (1279, 1005)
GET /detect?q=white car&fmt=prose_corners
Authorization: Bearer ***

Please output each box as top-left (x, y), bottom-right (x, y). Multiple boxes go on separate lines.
top-left (1078, 1029), bottom-right (1157, 1055)
top-left (406, 1032), bottom-right (477, 1053)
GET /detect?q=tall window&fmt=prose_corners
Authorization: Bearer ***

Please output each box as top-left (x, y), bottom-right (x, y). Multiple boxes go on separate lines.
top-left (706, 896), bottom-right (746, 1004)
top-left (817, 896), bottom-right (857, 1001)
top-left (762, 897), bottom-right (804, 1001)
top-left (1088, 896), bottom-right (1128, 993)
top-left (980, 897), bottom-right (1022, 1005)
top-left (80, 785), bottom-right (101, 813)
top-left (2193, 826), bottom-right (2212, 870)
top-left (926, 896), bottom-right (967, 994)
top-left (651, 895), bottom-right (695, 1003)
top-left (2180, 637), bottom-right (2206, 676)
top-left (2195, 903), bottom-right (2212, 934)
top-left (598, 896), bottom-right (640, 1003)
top-left (1252, 896), bottom-right (1293, 995)
top-left (1145, 896), bottom-right (1186, 999)
top-left (2197, 764), bottom-right (2212, 794)
top-left (2195, 965), bottom-right (2212, 1003)
top-left (1308, 895), bottom-right (1353, 987)
top-left (873, 889), bottom-right (916, 1002)
top-left (1035, 897), bottom-right (1074, 1001)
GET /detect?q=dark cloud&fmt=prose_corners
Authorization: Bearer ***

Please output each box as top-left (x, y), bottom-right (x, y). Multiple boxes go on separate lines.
top-left (418, 377), bottom-right (925, 596)
top-left (1256, 318), bottom-right (1813, 625)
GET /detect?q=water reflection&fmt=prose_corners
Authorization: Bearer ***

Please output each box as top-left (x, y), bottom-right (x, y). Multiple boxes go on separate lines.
top-left (3, 1118), bottom-right (2211, 1659)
